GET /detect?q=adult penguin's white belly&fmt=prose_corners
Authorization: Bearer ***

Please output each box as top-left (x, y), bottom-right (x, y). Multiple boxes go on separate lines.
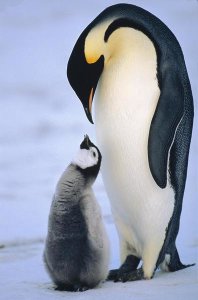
top-left (94, 28), bottom-right (175, 270)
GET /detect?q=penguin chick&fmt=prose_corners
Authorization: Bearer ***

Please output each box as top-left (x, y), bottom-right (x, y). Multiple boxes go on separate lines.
top-left (43, 135), bottom-right (109, 292)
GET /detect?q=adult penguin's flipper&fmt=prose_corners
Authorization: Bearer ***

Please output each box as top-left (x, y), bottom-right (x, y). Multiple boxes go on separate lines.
top-left (148, 69), bottom-right (184, 189)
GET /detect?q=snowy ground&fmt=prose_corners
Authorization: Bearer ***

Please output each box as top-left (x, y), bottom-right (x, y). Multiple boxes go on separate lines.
top-left (0, 0), bottom-right (197, 299)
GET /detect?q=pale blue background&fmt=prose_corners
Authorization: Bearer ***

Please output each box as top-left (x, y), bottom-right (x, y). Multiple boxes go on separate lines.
top-left (0, 1), bottom-right (197, 299)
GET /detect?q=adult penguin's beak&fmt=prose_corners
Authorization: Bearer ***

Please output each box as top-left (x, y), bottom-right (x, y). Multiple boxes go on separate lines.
top-left (67, 28), bottom-right (104, 124)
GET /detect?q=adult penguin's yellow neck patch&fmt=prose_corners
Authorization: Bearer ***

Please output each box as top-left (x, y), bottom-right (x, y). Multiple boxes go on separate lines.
top-left (84, 20), bottom-right (113, 64)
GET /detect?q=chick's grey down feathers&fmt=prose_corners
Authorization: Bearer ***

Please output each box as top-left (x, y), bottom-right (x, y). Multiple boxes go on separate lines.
top-left (44, 156), bottom-right (109, 291)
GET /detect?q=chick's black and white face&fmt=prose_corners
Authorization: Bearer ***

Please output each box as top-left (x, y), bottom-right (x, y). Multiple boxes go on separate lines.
top-left (73, 146), bottom-right (99, 169)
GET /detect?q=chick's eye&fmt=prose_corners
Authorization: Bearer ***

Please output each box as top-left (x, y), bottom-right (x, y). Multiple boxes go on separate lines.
top-left (92, 151), bottom-right (96, 158)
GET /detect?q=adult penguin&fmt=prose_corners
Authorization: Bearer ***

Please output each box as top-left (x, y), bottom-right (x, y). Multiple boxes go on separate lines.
top-left (67, 4), bottom-right (194, 281)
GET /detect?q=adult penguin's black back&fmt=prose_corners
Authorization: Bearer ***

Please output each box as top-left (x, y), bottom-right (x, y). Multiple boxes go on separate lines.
top-left (67, 3), bottom-right (194, 281)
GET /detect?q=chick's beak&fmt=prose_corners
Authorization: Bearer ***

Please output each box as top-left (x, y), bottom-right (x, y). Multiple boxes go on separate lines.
top-left (80, 134), bottom-right (91, 149)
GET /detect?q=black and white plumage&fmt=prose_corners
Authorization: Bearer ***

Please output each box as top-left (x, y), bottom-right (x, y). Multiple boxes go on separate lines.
top-left (67, 4), bottom-right (194, 281)
top-left (43, 135), bottom-right (109, 291)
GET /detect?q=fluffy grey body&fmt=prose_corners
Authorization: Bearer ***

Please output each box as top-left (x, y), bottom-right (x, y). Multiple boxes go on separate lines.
top-left (44, 136), bottom-right (109, 291)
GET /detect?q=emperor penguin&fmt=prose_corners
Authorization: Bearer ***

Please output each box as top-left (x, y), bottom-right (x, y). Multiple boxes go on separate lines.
top-left (44, 135), bottom-right (109, 291)
top-left (67, 4), bottom-right (194, 281)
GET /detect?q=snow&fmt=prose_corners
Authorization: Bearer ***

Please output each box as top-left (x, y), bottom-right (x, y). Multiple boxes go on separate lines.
top-left (0, 0), bottom-right (197, 299)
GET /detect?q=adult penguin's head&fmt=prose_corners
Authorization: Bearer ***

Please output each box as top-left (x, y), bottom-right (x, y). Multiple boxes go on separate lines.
top-left (67, 4), bottom-right (162, 124)
top-left (67, 4), bottom-right (138, 124)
